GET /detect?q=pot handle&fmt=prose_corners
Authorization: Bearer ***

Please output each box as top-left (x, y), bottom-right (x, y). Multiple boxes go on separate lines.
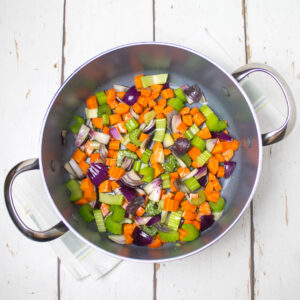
top-left (232, 63), bottom-right (296, 146)
top-left (4, 158), bottom-right (68, 242)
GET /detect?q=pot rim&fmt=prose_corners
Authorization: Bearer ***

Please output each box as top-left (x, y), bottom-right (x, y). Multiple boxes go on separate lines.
top-left (39, 41), bottom-right (263, 263)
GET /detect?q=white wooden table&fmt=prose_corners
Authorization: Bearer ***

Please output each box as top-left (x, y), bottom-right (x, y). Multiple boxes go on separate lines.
top-left (1, 1), bottom-right (299, 299)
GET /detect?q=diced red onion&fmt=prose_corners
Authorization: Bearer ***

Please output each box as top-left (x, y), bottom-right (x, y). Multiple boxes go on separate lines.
top-left (140, 133), bottom-right (154, 150)
top-left (198, 174), bottom-right (208, 187)
top-left (199, 215), bottom-right (215, 232)
top-left (154, 222), bottom-right (171, 233)
top-left (172, 113), bottom-right (182, 134)
top-left (166, 110), bottom-right (178, 133)
top-left (224, 161), bottom-right (236, 178)
top-left (173, 154), bottom-right (186, 168)
top-left (87, 163), bottom-right (108, 186)
top-left (126, 196), bottom-right (145, 215)
top-left (182, 168), bottom-right (198, 181)
top-left (122, 86), bottom-right (140, 106)
top-left (117, 170), bottom-right (144, 188)
top-left (183, 84), bottom-right (203, 103)
top-left (194, 166), bottom-right (207, 179)
top-left (113, 84), bottom-right (129, 92)
top-left (132, 227), bottom-right (153, 246)
top-left (149, 186), bottom-right (162, 202)
top-left (75, 124), bottom-right (90, 147)
top-left (146, 215), bottom-right (161, 226)
top-left (99, 143), bottom-right (108, 161)
top-left (69, 158), bottom-right (85, 179)
top-left (121, 157), bottom-right (134, 171)
top-left (143, 119), bottom-right (156, 133)
top-left (109, 127), bottom-right (122, 140)
top-left (180, 84), bottom-right (188, 91)
top-left (205, 139), bottom-right (217, 153)
top-left (120, 186), bottom-right (137, 202)
top-left (89, 130), bottom-right (110, 145)
top-left (170, 137), bottom-right (190, 156)
top-left (162, 82), bottom-right (169, 89)
top-left (173, 177), bottom-right (190, 193)
top-left (211, 131), bottom-right (233, 141)
top-left (144, 178), bottom-right (162, 194)
top-left (64, 161), bottom-right (77, 178)
top-left (135, 216), bottom-right (152, 225)
top-left (130, 106), bottom-right (140, 120)
top-left (108, 235), bottom-right (126, 244)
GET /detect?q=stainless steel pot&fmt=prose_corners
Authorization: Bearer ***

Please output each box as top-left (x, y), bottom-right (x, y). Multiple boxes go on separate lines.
top-left (4, 42), bottom-right (295, 262)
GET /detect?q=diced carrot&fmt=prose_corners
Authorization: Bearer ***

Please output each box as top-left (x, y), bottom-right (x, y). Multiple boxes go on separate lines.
top-left (123, 224), bottom-right (134, 235)
top-left (92, 117), bottom-right (103, 130)
top-left (217, 166), bottom-right (225, 178)
top-left (74, 198), bottom-right (89, 205)
top-left (170, 172), bottom-right (179, 179)
top-left (182, 114), bottom-right (193, 126)
top-left (101, 203), bottom-right (110, 217)
top-left (122, 112), bottom-right (133, 122)
top-left (184, 220), bottom-right (193, 224)
top-left (173, 132), bottom-right (184, 140)
top-left (148, 238), bottom-right (162, 248)
top-left (148, 99), bottom-right (157, 108)
top-left (212, 179), bottom-right (222, 192)
top-left (153, 163), bottom-right (163, 178)
top-left (183, 211), bottom-right (196, 221)
top-left (102, 126), bottom-right (110, 134)
top-left (90, 153), bottom-right (100, 163)
top-left (108, 140), bottom-right (120, 151)
top-left (215, 153), bottom-right (225, 163)
top-left (212, 142), bottom-right (225, 155)
top-left (156, 114), bottom-right (165, 119)
top-left (162, 106), bottom-right (174, 116)
top-left (174, 191), bottom-right (185, 202)
top-left (163, 149), bottom-right (172, 156)
top-left (177, 167), bottom-right (190, 178)
top-left (205, 181), bottom-right (214, 193)
top-left (84, 140), bottom-right (94, 156)
top-left (193, 113), bottom-right (206, 126)
top-left (106, 89), bottom-right (116, 103)
top-left (137, 108), bottom-right (149, 124)
top-left (141, 88), bottom-right (152, 97)
top-left (84, 188), bottom-right (97, 202)
top-left (139, 132), bottom-right (149, 142)
top-left (109, 114), bottom-right (122, 125)
top-left (198, 202), bottom-right (211, 215)
top-left (157, 98), bottom-right (167, 107)
top-left (192, 220), bottom-right (201, 231)
top-left (136, 207), bottom-right (145, 217)
top-left (223, 149), bottom-right (234, 161)
top-left (207, 156), bottom-right (219, 175)
top-left (180, 107), bottom-right (190, 115)
top-left (208, 173), bottom-right (216, 181)
top-left (115, 122), bottom-right (127, 134)
top-left (191, 161), bottom-right (201, 168)
top-left (125, 234), bottom-right (134, 244)
top-left (188, 146), bottom-right (201, 161)
top-left (170, 178), bottom-right (178, 192)
top-left (126, 143), bottom-right (138, 152)
top-left (72, 149), bottom-right (87, 164)
top-left (151, 84), bottom-right (163, 93)
top-left (99, 180), bottom-right (112, 192)
top-left (152, 141), bottom-right (163, 152)
top-left (108, 166), bottom-right (125, 179)
top-left (86, 95), bottom-right (98, 109)
top-left (165, 198), bottom-right (180, 212)
top-left (176, 122), bottom-right (188, 135)
top-left (132, 102), bottom-right (143, 114)
top-left (78, 160), bottom-right (89, 175)
top-left (179, 228), bottom-right (188, 241)
top-left (111, 181), bottom-right (120, 190)
top-left (161, 89), bottom-right (175, 99)
top-left (181, 201), bottom-right (197, 212)
top-left (106, 158), bottom-right (117, 166)
top-left (134, 74), bottom-right (144, 89)
top-left (136, 149), bottom-right (144, 159)
top-left (137, 96), bottom-right (148, 107)
top-left (209, 191), bottom-right (220, 203)
top-left (197, 127), bottom-right (211, 139)
top-left (80, 177), bottom-right (93, 191)
top-left (116, 91), bottom-right (125, 100)
top-left (107, 150), bottom-right (118, 158)
top-left (232, 139), bottom-right (240, 150)
top-left (114, 102), bottom-right (130, 114)
top-left (190, 107), bottom-right (200, 116)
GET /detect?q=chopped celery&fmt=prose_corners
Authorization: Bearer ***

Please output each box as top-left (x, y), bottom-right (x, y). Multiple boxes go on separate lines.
top-left (158, 230), bottom-right (179, 242)
top-left (199, 105), bottom-right (215, 118)
top-left (174, 88), bottom-right (186, 102)
top-left (191, 135), bottom-right (206, 152)
top-left (79, 204), bottom-right (94, 223)
top-left (162, 178), bottom-right (171, 189)
top-left (133, 160), bottom-right (141, 172)
top-left (144, 110), bottom-right (156, 124)
top-left (98, 104), bottom-right (111, 116)
top-left (142, 225), bottom-right (158, 237)
top-left (190, 190), bottom-right (206, 205)
top-left (161, 210), bottom-right (168, 223)
top-left (129, 129), bottom-right (142, 147)
top-left (140, 167), bottom-right (154, 183)
top-left (93, 209), bottom-right (106, 232)
top-left (121, 133), bottom-right (130, 146)
top-left (141, 149), bottom-right (152, 164)
top-left (163, 154), bottom-right (177, 172)
top-left (181, 224), bottom-right (199, 242)
top-left (163, 133), bottom-right (174, 147)
top-left (179, 153), bottom-right (191, 167)
top-left (86, 108), bottom-right (99, 119)
top-left (141, 73), bottom-right (168, 88)
top-left (99, 193), bottom-right (124, 205)
top-left (105, 215), bottom-right (122, 234)
top-left (158, 199), bottom-right (165, 210)
top-left (140, 162), bottom-right (148, 170)
top-left (153, 118), bottom-right (166, 142)
top-left (200, 105), bottom-right (227, 132)
top-left (168, 97), bottom-right (184, 112)
top-left (189, 124), bottom-right (200, 135)
top-left (209, 197), bottom-right (225, 212)
top-left (117, 150), bottom-right (137, 166)
top-left (95, 91), bottom-right (107, 105)
top-left (66, 179), bottom-right (83, 202)
top-left (145, 201), bottom-right (162, 216)
top-left (69, 115), bottom-right (84, 134)
top-left (102, 114), bottom-right (109, 125)
top-left (196, 150), bottom-right (212, 166)
top-left (125, 118), bottom-right (139, 132)
top-left (109, 205), bottom-right (125, 222)
top-left (184, 129), bottom-right (194, 140)
top-left (184, 177), bottom-right (200, 192)
top-left (161, 173), bottom-right (170, 181)
top-left (168, 210), bottom-right (183, 231)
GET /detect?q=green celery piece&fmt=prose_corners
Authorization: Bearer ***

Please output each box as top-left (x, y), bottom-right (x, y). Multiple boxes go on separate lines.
top-left (66, 179), bottom-right (83, 202)
top-left (199, 105), bottom-right (215, 118)
top-left (162, 179), bottom-right (171, 189)
top-left (145, 201), bottom-right (162, 216)
top-left (190, 190), bottom-right (206, 205)
top-left (161, 173), bottom-right (170, 181)
top-left (167, 97), bottom-right (184, 112)
top-left (109, 205), bottom-right (125, 222)
top-left (133, 160), bottom-right (141, 172)
top-left (141, 73), bottom-right (168, 88)
top-left (181, 224), bottom-right (199, 242)
top-left (142, 225), bottom-right (158, 237)
top-left (125, 118), bottom-right (139, 133)
top-left (105, 215), bottom-right (122, 234)
top-left (129, 129), bottom-right (142, 147)
top-left (139, 167), bottom-right (154, 183)
top-left (209, 197), bottom-right (225, 212)
top-left (168, 210), bottom-right (183, 231)
top-left (162, 154), bottom-right (177, 172)
top-left (144, 110), bottom-right (156, 124)
top-left (214, 120), bottom-right (227, 132)
top-left (93, 210), bottom-right (106, 232)
top-left (196, 150), bottom-right (212, 166)
top-left (153, 118), bottom-right (166, 142)
top-left (102, 114), bottom-right (109, 125)
top-left (69, 115), bottom-right (84, 134)
top-left (184, 177), bottom-right (200, 192)
top-left (99, 193), bottom-right (124, 205)
top-left (98, 104), bottom-right (111, 116)
top-left (158, 230), bottom-right (179, 242)
top-left (191, 135), bottom-right (206, 152)
top-left (95, 91), bottom-right (107, 105)
top-left (158, 200), bottom-right (165, 210)
top-left (79, 204), bottom-right (94, 223)
top-left (206, 114), bottom-right (219, 131)
top-left (184, 129), bottom-right (194, 140)
top-left (174, 88), bottom-right (186, 102)
top-left (189, 124), bottom-right (200, 135)
top-left (117, 150), bottom-right (138, 166)
top-left (141, 149), bottom-right (152, 164)
top-left (179, 153), bottom-right (191, 167)
top-left (121, 133), bottom-right (130, 146)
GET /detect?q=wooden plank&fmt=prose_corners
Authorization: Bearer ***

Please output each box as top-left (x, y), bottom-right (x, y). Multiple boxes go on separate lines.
top-left (0, 0), bottom-right (64, 299)
top-left (60, 1), bottom-right (154, 299)
top-left (245, 0), bottom-right (300, 299)
top-left (155, 1), bottom-right (252, 299)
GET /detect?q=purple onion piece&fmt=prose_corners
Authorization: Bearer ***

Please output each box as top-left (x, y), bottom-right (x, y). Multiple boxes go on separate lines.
top-left (166, 110), bottom-right (178, 133)
top-left (183, 84), bottom-right (202, 103)
top-left (143, 120), bottom-right (156, 134)
top-left (162, 82), bottom-right (169, 89)
top-left (99, 143), bottom-right (108, 162)
top-left (140, 133), bottom-right (154, 150)
top-left (146, 215), bottom-right (161, 226)
top-left (199, 215), bottom-right (215, 232)
top-left (75, 124), bottom-right (90, 147)
top-left (170, 137), bottom-right (191, 156)
top-left (122, 86), bottom-right (140, 106)
top-left (87, 163), bottom-right (108, 186)
top-left (125, 196), bottom-right (145, 215)
top-left (117, 170), bottom-right (144, 188)
top-left (224, 161), bottom-right (237, 178)
top-left (119, 186), bottom-right (137, 202)
top-left (121, 157), bottom-right (134, 171)
top-left (154, 222), bottom-right (171, 233)
top-left (211, 131), bottom-right (233, 141)
top-left (109, 127), bottom-right (122, 140)
top-left (195, 166), bottom-right (207, 180)
top-left (132, 227), bottom-right (153, 246)
top-left (181, 84), bottom-right (189, 91)
top-left (135, 216), bottom-right (152, 225)
top-left (198, 174), bottom-right (208, 187)
top-left (205, 139), bottom-right (217, 153)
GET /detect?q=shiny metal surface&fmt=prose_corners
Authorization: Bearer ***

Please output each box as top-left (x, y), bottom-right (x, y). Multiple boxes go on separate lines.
top-left (4, 158), bottom-right (68, 241)
top-left (4, 42), bottom-right (294, 262)
top-left (232, 63), bottom-right (296, 146)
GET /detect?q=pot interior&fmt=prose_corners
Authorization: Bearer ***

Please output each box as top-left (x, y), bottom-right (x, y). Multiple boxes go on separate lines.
top-left (41, 43), bottom-right (261, 261)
